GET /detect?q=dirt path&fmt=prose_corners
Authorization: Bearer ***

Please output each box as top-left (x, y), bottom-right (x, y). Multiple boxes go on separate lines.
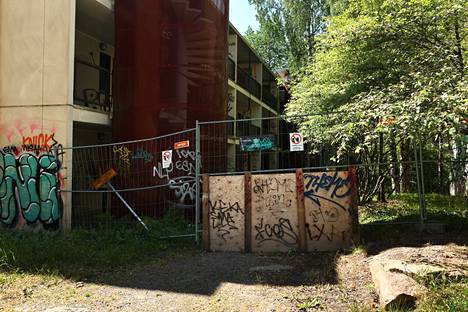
top-left (2, 251), bottom-right (377, 312)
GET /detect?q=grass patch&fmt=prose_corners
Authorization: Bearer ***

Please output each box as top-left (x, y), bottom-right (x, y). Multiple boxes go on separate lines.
top-left (415, 275), bottom-right (468, 312)
top-left (360, 193), bottom-right (468, 225)
top-left (0, 210), bottom-right (197, 284)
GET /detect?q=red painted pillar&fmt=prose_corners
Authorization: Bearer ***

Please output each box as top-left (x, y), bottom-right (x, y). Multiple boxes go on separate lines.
top-left (113, 0), bottom-right (229, 140)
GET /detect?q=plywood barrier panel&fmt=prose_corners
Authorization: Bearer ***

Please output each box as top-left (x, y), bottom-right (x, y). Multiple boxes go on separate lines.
top-left (251, 173), bottom-right (299, 252)
top-left (304, 170), bottom-right (357, 251)
top-left (209, 175), bottom-right (245, 252)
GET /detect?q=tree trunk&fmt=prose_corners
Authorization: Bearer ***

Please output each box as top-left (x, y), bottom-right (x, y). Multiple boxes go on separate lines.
top-left (390, 133), bottom-right (400, 193)
top-left (400, 139), bottom-right (411, 193)
top-left (378, 133), bottom-right (386, 202)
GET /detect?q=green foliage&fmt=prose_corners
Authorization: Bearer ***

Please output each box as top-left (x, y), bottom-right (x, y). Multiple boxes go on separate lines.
top-left (287, 0), bottom-right (467, 158)
top-left (247, 0), bottom-right (330, 71)
top-left (296, 297), bottom-right (322, 310)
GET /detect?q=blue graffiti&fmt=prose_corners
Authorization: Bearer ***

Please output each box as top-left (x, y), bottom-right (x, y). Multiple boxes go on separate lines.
top-left (304, 171), bottom-right (352, 211)
top-left (0, 152), bottom-right (62, 226)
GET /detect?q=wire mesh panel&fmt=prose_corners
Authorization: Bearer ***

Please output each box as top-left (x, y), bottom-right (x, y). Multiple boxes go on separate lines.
top-left (198, 114), bottom-right (468, 227)
top-left (63, 129), bottom-right (197, 236)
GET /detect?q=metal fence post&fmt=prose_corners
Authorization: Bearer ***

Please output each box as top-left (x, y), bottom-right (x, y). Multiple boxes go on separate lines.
top-left (195, 120), bottom-right (201, 244)
top-left (413, 138), bottom-right (425, 228)
top-left (418, 135), bottom-right (428, 224)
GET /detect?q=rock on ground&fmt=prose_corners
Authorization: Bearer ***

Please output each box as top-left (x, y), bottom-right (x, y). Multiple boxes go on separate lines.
top-left (369, 245), bottom-right (468, 310)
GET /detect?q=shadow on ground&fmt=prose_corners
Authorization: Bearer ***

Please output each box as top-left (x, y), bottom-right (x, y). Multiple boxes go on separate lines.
top-left (361, 214), bottom-right (468, 255)
top-left (1, 211), bottom-right (466, 296)
top-left (90, 251), bottom-right (339, 296)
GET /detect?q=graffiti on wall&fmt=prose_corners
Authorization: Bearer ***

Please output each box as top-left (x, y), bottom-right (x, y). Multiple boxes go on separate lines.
top-left (0, 152), bottom-right (62, 227)
top-left (0, 122), bottom-right (63, 155)
top-left (252, 175), bottom-right (299, 250)
top-left (153, 149), bottom-right (196, 207)
top-left (304, 171), bottom-right (355, 246)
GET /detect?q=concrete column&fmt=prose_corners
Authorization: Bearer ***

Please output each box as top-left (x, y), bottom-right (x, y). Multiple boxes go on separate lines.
top-left (0, 0), bottom-right (76, 230)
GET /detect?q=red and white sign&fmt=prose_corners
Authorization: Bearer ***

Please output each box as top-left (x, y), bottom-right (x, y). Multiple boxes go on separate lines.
top-left (174, 140), bottom-right (190, 150)
top-left (162, 150), bottom-right (172, 169)
top-left (290, 133), bottom-right (304, 152)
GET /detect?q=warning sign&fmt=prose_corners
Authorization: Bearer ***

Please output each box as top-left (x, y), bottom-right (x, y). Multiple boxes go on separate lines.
top-left (162, 150), bottom-right (173, 169)
top-left (290, 133), bottom-right (304, 152)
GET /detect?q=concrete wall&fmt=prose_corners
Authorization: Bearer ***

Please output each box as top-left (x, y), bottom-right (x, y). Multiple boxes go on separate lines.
top-left (0, 0), bottom-right (76, 230)
top-left (204, 169), bottom-right (359, 253)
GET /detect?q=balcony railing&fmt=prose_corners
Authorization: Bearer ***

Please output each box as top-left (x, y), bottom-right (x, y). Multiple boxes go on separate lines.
top-left (237, 124), bottom-right (261, 137)
top-left (262, 86), bottom-right (278, 111)
top-left (227, 58), bottom-right (236, 81)
top-left (74, 59), bottom-right (112, 112)
top-left (236, 66), bottom-right (261, 99)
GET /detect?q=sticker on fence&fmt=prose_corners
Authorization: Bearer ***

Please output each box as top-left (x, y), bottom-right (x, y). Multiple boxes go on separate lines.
top-left (240, 135), bottom-right (277, 152)
top-left (174, 140), bottom-right (190, 149)
top-left (162, 150), bottom-right (172, 169)
top-left (289, 133), bottom-right (304, 151)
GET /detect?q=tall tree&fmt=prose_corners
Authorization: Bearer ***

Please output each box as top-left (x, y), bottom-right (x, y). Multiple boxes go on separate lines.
top-left (286, 0), bottom-right (467, 202)
top-left (246, 0), bottom-right (330, 71)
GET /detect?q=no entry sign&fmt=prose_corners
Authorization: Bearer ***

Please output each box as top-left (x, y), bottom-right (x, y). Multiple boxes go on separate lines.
top-left (290, 133), bottom-right (304, 152)
top-left (162, 150), bottom-right (173, 169)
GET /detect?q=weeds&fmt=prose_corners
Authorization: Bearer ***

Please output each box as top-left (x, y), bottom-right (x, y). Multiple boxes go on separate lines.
top-left (415, 274), bottom-right (468, 312)
top-left (0, 211), bottom-right (196, 285)
top-left (360, 193), bottom-right (468, 225)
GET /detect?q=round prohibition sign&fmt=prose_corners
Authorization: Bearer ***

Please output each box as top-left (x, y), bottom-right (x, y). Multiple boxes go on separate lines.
top-left (162, 151), bottom-right (171, 161)
top-left (291, 133), bottom-right (303, 145)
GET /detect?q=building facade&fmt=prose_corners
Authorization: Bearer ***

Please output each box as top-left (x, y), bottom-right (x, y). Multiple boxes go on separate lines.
top-left (0, 0), bottom-right (280, 230)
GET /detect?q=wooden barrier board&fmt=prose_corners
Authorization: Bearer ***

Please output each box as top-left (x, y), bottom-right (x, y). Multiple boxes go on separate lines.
top-left (208, 175), bottom-right (245, 252)
top-left (304, 170), bottom-right (358, 251)
top-left (251, 173), bottom-right (299, 252)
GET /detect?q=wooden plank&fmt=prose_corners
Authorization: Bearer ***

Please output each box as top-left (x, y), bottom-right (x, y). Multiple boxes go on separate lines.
top-left (244, 172), bottom-right (252, 253)
top-left (92, 169), bottom-right (117, 190)
top-left (251, 173), bottom-right (299, 253)
top-left (209, 175), bottom-right (245, 252)
top-left (304, 170), bottom-right (357, 251)
top-left (296, 168), bottom-right (307, 252)
top-left (348, 166), bottom-right (360, 244)
top-left (202, 175), bottom-right (210, 251)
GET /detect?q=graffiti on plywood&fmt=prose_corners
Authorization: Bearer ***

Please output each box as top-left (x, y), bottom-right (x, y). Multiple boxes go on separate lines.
top-left (251, 174), bottom-right (299, 252)
top-left (208, 175), bottom-right (245, 252)
top-left (304, 170), bottom-right (357, 250)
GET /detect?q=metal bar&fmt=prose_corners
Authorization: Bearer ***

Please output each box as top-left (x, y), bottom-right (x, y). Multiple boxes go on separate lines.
top-left (418, 136), bottom-right (427, 224)
top-left (195, 120), bottom-right (201, 244)
top-left (413, 140), bottom-right (424, 227)
top-left (62, 128), bottom-right (197, 150)
top-left (197, 112), bottom-right (342, 125)
top-left (160, 234), bottom-right (196, 239)
top-left (205, 161), bottom-right (419, 177)
top-left (107, 182), bottom-right (149, 231)
top-left (61, 180), bottom-right (190, 193)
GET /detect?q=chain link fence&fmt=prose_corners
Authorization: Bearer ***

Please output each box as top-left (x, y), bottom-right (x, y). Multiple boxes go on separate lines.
top-left (197, 114), bottom-right (468, 232)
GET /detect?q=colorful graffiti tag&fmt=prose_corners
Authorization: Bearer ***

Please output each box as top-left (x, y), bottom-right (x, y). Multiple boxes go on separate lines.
top-left (0, 152), bottom-right (62, 227)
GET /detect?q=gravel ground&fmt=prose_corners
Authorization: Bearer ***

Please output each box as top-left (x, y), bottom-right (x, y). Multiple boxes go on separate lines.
top-left (1, 251), bottom-right (377, 312)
